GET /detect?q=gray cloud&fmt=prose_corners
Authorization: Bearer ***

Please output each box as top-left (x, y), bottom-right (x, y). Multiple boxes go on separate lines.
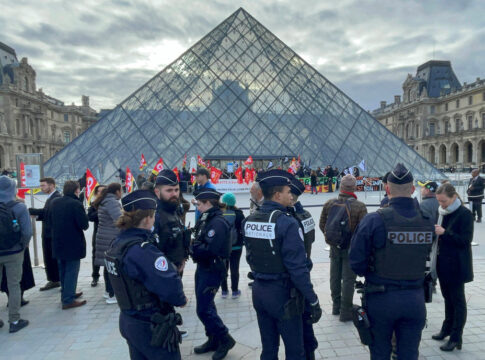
top-left (1, 0), bottom-right (483, 112)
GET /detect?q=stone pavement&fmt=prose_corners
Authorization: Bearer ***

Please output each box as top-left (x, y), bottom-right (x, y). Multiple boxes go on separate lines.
top-left (1, 192), bottom-right (484, 359)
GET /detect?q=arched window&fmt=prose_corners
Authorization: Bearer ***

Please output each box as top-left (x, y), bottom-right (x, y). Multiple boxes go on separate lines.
top-left (63, 131), bottom-right (71, 144)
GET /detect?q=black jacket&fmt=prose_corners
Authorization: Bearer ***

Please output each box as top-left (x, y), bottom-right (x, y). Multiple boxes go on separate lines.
top-left (50, 194), bottom-right (89, 260)
top-left (29, 190), bottom-right (61, 239)
top-left (437, 205), bottom-right (474, 284)
top-left (467, 176), bottom-right (485, 200)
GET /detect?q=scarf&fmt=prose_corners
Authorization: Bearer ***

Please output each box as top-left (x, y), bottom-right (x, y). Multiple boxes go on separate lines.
top-left (429, 197), bottom-right (462, 280)
top-left (340, 190), bottom-right (357, 199)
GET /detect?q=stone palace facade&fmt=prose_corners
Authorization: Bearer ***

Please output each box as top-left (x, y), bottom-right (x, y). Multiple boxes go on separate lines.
top-left (0, 42), bottom-right (97, 170)
top-left (373, 60), bottom-right (485, 171)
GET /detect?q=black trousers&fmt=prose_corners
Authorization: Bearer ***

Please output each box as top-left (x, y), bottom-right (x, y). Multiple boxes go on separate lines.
top-left (439, 280), bottom-right (467, 343)
top-left (104, 268), bottom-right (114, 297)
top-left (42, 236), bottom-right (60, 282)
top-left (92, 234), bottom-right (100, 280)
top-left (221, 249), bottom-right (242, 293)
top-left (471, 200), bottom-right (482, 220)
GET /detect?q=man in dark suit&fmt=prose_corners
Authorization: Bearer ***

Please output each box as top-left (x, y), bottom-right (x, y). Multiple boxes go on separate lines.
top-left (50, 180), bottom-right (89, 309)
top-left (29, 177), bottom-right (61, 291)
top-left (467, 169), bottom-right (485, 223)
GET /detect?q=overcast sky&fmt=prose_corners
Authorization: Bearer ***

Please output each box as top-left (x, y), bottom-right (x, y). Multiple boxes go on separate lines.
top-left (2, 0), bottom-right (484, 112)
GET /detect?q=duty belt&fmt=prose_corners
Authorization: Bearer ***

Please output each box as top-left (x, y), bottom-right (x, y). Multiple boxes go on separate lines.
top-left (365, 282), bottom-right (423, 293)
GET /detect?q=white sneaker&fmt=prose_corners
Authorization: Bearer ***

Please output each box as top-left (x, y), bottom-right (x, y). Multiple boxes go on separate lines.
top-left (106, 296), bottom-right (117, 304)
top-left (103, 292), bottom-right (110, 299)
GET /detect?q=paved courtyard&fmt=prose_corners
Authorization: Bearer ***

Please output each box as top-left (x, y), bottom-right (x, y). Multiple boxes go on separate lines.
top-left (1, 191), bottom-right (484, 359)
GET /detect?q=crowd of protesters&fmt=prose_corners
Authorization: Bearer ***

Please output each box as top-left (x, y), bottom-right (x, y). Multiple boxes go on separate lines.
top-left (0, 165), bottom-right (480, 360)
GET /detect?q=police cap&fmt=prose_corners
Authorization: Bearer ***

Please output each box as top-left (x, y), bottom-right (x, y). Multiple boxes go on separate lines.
top-left (388, 163), bottom-right (413, 184)
top-left (256, 169), bottom-right (291, 190)
top-left (122, 190), bottom-right (158, 212)
top-left (194, 188), bottom-right (222, 200)
top-left (289, 177), bottom-right (305, 196)
top-left (155, 169), bottom-right (179, 186)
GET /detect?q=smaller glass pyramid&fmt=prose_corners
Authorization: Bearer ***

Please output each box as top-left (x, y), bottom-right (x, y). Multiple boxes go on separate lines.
top-left (44, 8), bottom-right (445, 183)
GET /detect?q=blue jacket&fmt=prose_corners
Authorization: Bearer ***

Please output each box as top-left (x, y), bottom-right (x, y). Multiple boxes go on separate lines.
top-left (192, 207), bottom-right (230, 264)
top-left (116, 228), bottom-right (186, 312)
top-left (194, 181), bottom-right (216, 221)
top-left (246, 200), bottom-right (318, 304)
top-left (349, 197), bottom-right (424, 287)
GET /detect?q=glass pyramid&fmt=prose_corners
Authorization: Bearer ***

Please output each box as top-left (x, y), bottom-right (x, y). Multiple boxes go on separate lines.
top-left (44, 8), bottom-right (445, 183)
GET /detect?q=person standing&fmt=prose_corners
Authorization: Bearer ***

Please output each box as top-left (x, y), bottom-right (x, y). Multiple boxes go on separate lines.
top-left (220, 192), bottom-right (245, 299)
top-left (249, 182), bottom-right (264, 215)
top-left (417, 181), bottom-right (439, 223)
top-left (93, 183), bottom-right (122, 304)
top-left (288, 176), bottom-right (318, 360)
top-left (191, 168), bottom-right (216, 222)
top-left (432, 183), bottom-right (474, 351)
top-left (349, 164), bottom-right (433, 359)
top-left (0, 176), bottom-right (31, 332)
top-left (50, 180), bottom-right (89, 309)
top-left (29, 177), bottom-right (61, 291)
top-left (105, 190), bottom-right (187, 360)
top-left (321, 175), bottom-right (367, 322)
top-left (191, 189), bottom-right (235, 360)
top-left (87, 184), bottom-right (106, 287)
top-left (467, 168), bottom-right (484, 223)
top-left (153, 170), bottom-right (191, 275)
top-left (243, 170), bottom-right (321, 360)
top-left (310, 170), bottom-right (318, 195)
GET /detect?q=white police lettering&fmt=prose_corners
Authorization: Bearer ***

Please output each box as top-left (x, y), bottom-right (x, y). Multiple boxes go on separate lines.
top-left (105, 260), bottom-right (118, 276)
top-left (298, 228), bottom-right (304, 241)
top-left (208, 229), bottom-right (215, 237)
top-left (154, 256), bottom-right (168, 271)
top-left (388, 232), bottom-right (433, 244)
top-left (245, 222), bottom-right (276, 239)
top-left (301, 218), bottom-right (315, 233)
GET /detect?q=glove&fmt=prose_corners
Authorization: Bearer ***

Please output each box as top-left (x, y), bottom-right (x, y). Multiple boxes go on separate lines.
top-left (307, 300), bottom-right (322, 324)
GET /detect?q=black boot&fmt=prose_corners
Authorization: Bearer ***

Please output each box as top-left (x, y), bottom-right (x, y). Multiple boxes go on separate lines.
top-left (212, 333), bottom-right (236, 360)
top-left (440, 340), bottom-right (462, 351)
top-left (194, 336), bottom-right (218, 354)
top-left (432, 330), bottom-right (450, 341)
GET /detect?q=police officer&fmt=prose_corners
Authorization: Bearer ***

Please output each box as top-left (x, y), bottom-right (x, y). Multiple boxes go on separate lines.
top-left (349, 164), bottom-right (434, 360)
top-left (191, 188), bottom-right (235, 360)
top-left (288, 176), bottom-right (318, 360)
top-left (153, 169), bottom-right (191, 274)
top-left (104, 190), bottom-right (187, 360)
top-left (243, 169), bottom-right (321, 360)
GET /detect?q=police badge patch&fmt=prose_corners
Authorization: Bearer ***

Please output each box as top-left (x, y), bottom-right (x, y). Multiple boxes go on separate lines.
top-left (154, 256), bottom-right (168, 271)
top-left (208, 229), bottom-right (216, 237)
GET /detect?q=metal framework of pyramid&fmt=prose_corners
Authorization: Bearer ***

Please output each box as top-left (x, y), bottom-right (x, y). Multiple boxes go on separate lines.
top-left (44, 8), bottom-right (445, 183)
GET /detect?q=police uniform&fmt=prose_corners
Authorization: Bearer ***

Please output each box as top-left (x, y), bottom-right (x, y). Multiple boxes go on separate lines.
top-left (191, 189), bottom-right (236, 360)
top-left (349, 164), bottom-right (433, 360)
top-left (104, 190), bottom-right (186, 360)
top-left (288, 177), bottom-right (318, 360)
top-left (153, 170), bottom-right (191, 271)
top-left (243, 170), bottom-right (321, 360)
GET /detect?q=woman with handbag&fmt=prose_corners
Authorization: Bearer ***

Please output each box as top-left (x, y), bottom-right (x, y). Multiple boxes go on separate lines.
top-left (432, 183), bottom-right (474, 352)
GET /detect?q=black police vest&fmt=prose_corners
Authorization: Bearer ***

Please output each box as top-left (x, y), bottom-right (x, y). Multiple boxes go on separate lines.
top-left (104, 238), bottom-right (161, 312)
top-left (157, 208), bottom-right (190, 265)
top-left (294, 210), bottom-right (315, 257)
top-left (373, 207), bottom-right (434, 281)
top-left (244, 210), bottom-right (286, 274)
top-left (193, 210), bottom-right (231, 260)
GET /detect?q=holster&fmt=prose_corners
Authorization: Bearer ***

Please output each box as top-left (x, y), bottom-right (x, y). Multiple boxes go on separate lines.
top-left (352, 304), bottom-right (373, 345)
top-left (150, 312), bottom-right (183, 352)
top-left (282, 288), bottom-right (305, 320)
top-left (424, 274), bottom-right (434, 303)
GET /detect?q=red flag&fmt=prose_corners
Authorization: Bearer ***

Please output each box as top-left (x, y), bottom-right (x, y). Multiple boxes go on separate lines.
top-left (244, 168), bottom-right (251, 184)
top-left (182, 154), bottom-right (187, 168)
top-left (125, 167), bottom-right (133, 193)
top-left (249, 168), bottom-right (256, 182)
top-left (244, 156), bottom-right (253, 165)
top-left (19, 162), bottom-right (26, 187)
top-left (152, 158), bottom-right (164, 175)
top-left (287, 167), bottom-right (296, 175)
top-left (173, 167), bottom-right (180, 181)
top-left (197, 155), bottom-right (205, 167)
top-left (210, 167), bottom-right (222, 184)
top-left (17, 189), bottom-right (29, 199)
top-left (297, 155), bottom-right (301, 168)
top-left (86, 168), bottom-right (99, 203)
top-left (235, 167), bottom-right (243, 184)
top-left (139, 154), bottom-right (147, 171)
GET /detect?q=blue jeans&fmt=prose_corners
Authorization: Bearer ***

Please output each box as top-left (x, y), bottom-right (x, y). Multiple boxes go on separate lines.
top-left (57, 259), bottom-right (80, 305)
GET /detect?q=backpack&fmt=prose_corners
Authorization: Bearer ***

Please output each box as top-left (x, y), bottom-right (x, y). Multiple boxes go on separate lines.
top-left (0, 201), bottom-right (22, 251)
top-left (222, 209), bottom-right (238, 247)
top-left (324, 199), bottom-right (353, 249)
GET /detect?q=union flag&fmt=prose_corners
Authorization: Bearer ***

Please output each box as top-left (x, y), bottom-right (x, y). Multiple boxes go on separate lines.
top-left (152, 158), bottom-right (164, 175)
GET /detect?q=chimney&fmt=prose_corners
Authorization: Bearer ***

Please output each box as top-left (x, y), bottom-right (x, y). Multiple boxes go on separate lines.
top-left (394, 95), bottom-right (401, 104)
top-left (380, 101), bottom-right (387, 109)
top-left (82, 95), bottom-right (89, 107)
